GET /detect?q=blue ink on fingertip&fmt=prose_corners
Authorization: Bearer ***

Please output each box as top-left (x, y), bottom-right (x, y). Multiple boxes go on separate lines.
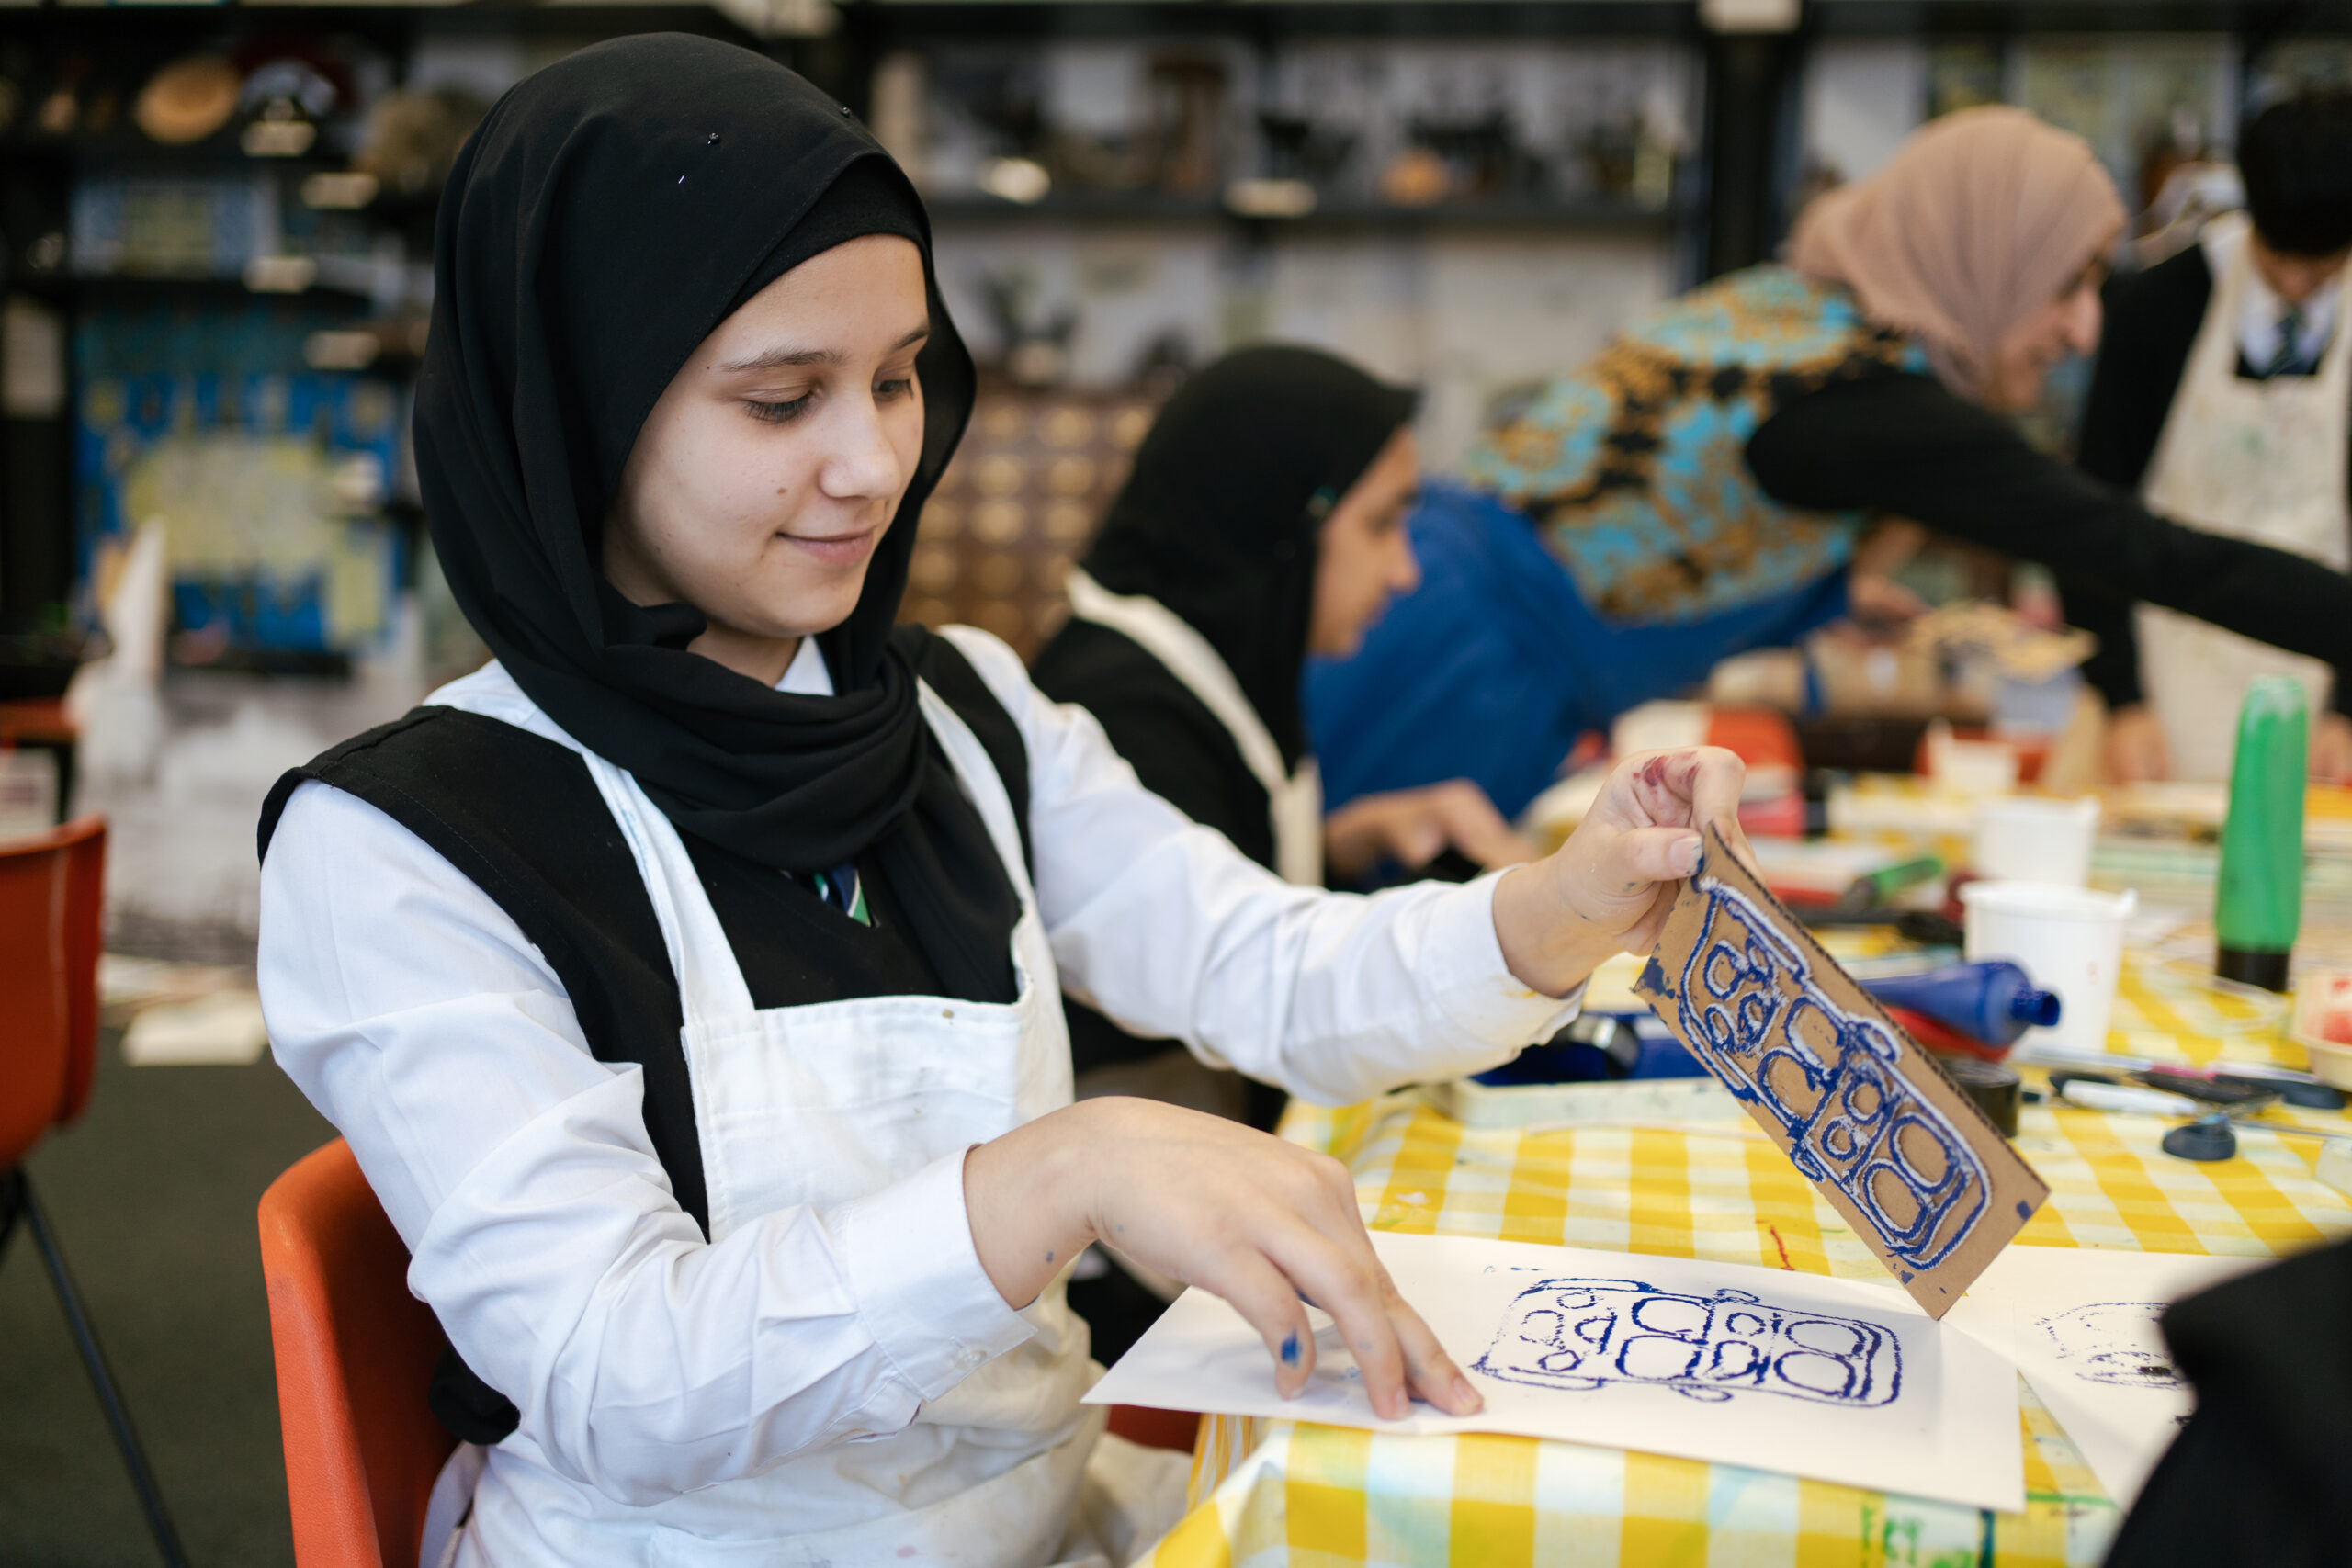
top-left (1281, 1331), bottom-right (1301, 1367)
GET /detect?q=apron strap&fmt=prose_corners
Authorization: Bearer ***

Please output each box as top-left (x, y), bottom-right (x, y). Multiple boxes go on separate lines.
top-left (917, 679), bottom-right (1039, 910)
top-left (579, 753), bottom-right (759, 1024)
top-left (1064, 569), bottom-right (1295, 802)
top-left (916, 631), bottom-right (1034, 876)
top-left (1064, 569), bottom-right (1324, 884)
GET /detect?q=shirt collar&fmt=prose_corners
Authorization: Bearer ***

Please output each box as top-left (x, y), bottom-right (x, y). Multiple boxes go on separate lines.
top-left (2237, 249), bottom-right (2344, 369)
top-left (777, 635), bottom-right (834, 696)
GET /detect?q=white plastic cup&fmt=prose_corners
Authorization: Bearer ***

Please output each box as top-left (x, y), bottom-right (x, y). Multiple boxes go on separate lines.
top-left (1972, 795), bottom-right (2102, 887)
top-left (1959, 881), bottom-right (2139, 1055)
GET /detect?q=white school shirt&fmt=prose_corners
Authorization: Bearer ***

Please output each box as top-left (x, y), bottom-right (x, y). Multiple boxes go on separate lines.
top-left (258, 626), bottom-right (1576, 1526)
top-left (2235, 257), bottom-right (2342, 373)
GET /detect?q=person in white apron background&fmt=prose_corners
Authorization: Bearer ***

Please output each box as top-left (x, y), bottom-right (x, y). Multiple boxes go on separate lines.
top-left (2073, 89), bottom-right (2352, 784)
top-left (254, 38), bottom-right (1745, 1568)
top-left (1030, 345), bottom-right (1542, 1363)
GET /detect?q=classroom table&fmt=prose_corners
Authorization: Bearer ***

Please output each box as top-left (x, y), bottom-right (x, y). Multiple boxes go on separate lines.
top-left (1136, 945), bottom-right (2352, 1568)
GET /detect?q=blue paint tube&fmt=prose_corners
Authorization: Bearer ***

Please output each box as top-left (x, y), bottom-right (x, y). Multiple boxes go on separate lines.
top-left (1860, 961), bottom-right (2060, 1047)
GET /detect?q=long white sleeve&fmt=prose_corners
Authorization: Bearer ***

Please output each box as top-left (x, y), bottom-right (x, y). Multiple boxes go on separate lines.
top-left (259, 783), bottom-right (1035, 1505)
top-left (938, 626), bottom-right (1577, 1104)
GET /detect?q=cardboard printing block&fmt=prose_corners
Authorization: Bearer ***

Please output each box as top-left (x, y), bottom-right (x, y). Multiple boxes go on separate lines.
top-left (1634, 824), bottom-right (2049, 1317)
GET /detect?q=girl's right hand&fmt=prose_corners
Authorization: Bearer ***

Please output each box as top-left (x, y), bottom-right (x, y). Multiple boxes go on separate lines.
top-left (963, 1096), bottom-right (1482, 1421)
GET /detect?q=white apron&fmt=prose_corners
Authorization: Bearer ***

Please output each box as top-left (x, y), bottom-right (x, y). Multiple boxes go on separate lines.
top-left (441, 680), bottom-right (1106, 1567)
top-left (2136, 212), bottom-right (2352, 782)
top-left (1063, 569), bottom-right (1324, 886)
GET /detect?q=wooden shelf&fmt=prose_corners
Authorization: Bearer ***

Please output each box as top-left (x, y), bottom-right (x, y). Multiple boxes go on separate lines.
top-left (925, 189), bottom-right (1689, 228)
top-left (849, 0), bottom-right (1702, 42)
top-left (1808, 0), bottom-right (2352, 34)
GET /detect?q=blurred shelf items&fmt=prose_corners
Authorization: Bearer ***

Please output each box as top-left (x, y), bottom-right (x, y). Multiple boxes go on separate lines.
top-left (0, 16), bottom-right (473, 682)
top-left (902, 381), bottom-right (1155, 658)
top-left (2, 0), bottom-right (2350, 817)
top-left (872, 35), bottom-right (1694, 226)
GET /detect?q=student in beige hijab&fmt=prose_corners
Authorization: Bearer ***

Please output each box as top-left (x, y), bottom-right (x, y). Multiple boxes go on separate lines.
top-left (1308, 106), bottom-right (2352, 822)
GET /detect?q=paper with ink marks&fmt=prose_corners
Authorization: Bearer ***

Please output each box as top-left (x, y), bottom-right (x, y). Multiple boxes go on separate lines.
top-left (1633, 824), bottom-right (2050, 1317)
top-left (1085, 1231), bottom-right (2025, 1512)
top-left (1946, 1245), bottom-right (2259, 1506)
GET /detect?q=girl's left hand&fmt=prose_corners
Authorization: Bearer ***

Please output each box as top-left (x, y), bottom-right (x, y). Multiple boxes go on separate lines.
top-left (1323, 779), bottom-right (1544, 883)
top-left (1488, 747), bottom-right (1749, 998)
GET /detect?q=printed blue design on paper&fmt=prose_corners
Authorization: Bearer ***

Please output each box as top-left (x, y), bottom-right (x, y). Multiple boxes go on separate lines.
top-left (1674, 879), bottom-right (1988, 1272)
top-left (2039, 1302), bottom-right (2182, 1390)
top-left (1473, 1278), bottom-right (1901, 1406)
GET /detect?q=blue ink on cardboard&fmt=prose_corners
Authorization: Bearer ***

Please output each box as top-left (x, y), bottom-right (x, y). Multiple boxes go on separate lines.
top-left (1671, 880), bottom-right (1989, 1273)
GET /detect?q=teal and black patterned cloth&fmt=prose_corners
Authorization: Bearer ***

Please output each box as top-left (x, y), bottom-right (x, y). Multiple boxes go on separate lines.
top-left (1306, 266), bottom-right (1913, 819)
top-left (1462, 265), bottom-right (1928, 624)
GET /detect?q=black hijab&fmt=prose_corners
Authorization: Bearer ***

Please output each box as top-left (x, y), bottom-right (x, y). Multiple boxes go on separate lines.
top-left (416, 35), bottom-right (1017, 997)
top-left (1080, 345), bottom-right (1417, 769)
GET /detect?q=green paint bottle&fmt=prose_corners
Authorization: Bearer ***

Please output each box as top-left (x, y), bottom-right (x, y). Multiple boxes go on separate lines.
top-left (2214, 674), bottom-right (2307, 992)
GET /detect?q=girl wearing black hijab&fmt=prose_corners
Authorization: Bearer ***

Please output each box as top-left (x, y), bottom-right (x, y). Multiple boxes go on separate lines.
top-left (1035, 347), bottom-right (1540, 1362)
top-left (1034, 348), bottom-right (1536, 1116)
top-left (254, 36), bottom-right (1740, 1566)
top-left (1036, 347), bottom-right (1536, 896)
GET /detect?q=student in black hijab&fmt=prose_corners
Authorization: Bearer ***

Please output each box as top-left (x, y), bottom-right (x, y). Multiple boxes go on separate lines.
top-left (1034, 349), bottom-right (1539, 1100)
top-left (1033, 347), bottom-right (1540, 1359)
top-left (255, 35), bottom-right (1741, 1564)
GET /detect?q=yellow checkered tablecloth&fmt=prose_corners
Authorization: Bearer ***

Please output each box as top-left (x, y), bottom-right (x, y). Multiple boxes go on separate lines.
top-left (1135, 950), bottom-right (2352, 1568)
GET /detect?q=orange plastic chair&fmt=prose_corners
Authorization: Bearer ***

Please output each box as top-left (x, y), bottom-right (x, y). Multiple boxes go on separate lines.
top-left (1105, 1403), bottom-right (1201, 1452)
top-left (0, 816), bottom-right (189, 1568)
top-left (257, 1137), bottom-right (1197, 1568)
top-left (258, 1138), bottom-right (456, 1568)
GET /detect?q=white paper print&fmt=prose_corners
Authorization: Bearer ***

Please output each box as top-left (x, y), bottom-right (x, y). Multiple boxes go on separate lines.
top-left (1086, 1231), bottom-right (2023, 1512)
top-left (1946, 1245), bottom-right (2259, 1506)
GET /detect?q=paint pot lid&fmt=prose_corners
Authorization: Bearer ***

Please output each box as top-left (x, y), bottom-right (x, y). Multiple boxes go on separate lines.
top-left (1975, 795), bottom-right (2101, 825)
top-left (2160, 1114), bottom-right (2237, 1162)
top-left (1957, 880), bottom-right (2137, 920)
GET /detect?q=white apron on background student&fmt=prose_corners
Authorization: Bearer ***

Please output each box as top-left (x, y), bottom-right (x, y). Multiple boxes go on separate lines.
top-left (414, 661), bottom-right (1146, 1568)
top-left (1064, 569), bottom-right (1324, 886)
top-left (2137, 212), bottom-right (2352, 781)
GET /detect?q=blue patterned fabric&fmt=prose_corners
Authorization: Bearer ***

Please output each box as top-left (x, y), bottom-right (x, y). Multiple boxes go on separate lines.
top-left (1463, 265), bottom-right (1927, 624)
top-left (1305, 483), bottom-right (1849, 819)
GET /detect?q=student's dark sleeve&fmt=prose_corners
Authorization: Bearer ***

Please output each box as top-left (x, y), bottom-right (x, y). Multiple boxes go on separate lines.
top-left (2059, 582), bottom-right (2144, 709)
top-left (2076, 246), bottom-right (2211, 491)
top-left (1746, 373), bottom-right (2352, 671)
top-left (2062, 247), bottom-right (2214, 712)
top-left (2102, 1237), bottom-right (2352, 1568)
